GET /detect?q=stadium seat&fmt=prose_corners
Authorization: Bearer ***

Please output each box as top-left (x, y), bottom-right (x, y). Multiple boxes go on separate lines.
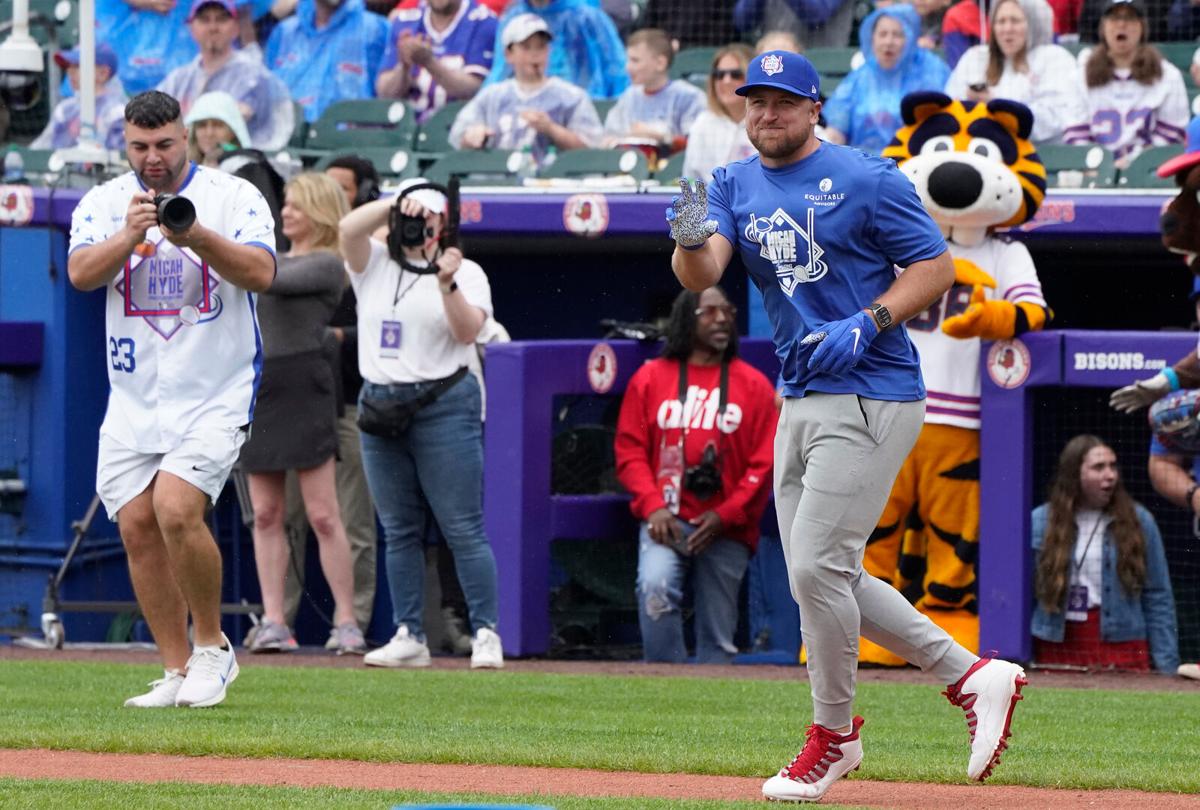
top-left (1155, 42), bottom-right (1196, 78)
top-left (592, 98), bottom-right (616, 124)
top-left (1036, 143), bottom-right (1117, 189)
top-left (670, 46), bottom-right (716, 85)
top-left (313, 146), bottom-right (419, 180)
top-left (654, 150), bottom-right (686, 184)
top-left (1119, 144), bottom-right (1185, 189)
top-left (424, 149), bottom-right (522, 185)
top-left (539, 147), bottom-right (650, 182)
top-left (805, 46), bottom-right (858, 80)
top-left (307, 99), bottom-right (418, 151)
top-left (287, 101), bottom-right (308, 148)
top-left (413, 99), bottom-right (465, 154)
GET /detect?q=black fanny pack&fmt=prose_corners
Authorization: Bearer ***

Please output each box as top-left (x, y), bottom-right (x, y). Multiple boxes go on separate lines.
top-left (357, 366), bottom-right (469, 438)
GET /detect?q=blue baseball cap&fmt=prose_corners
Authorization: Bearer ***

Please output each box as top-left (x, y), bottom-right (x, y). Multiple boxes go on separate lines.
top-left (735, 50), bottom-right (820, 102)
top-left (188, 0), bottom-right (238, 19)
top-left (54, 43), bottom-right (118, 76)
top-left (1157, 116), bottom-right (1200, 177)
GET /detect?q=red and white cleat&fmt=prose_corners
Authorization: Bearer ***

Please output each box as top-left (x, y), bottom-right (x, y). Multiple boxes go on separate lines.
top-left (762, 715), bottom-right (864, 803)
top-left (944, 658), bottom-right (1028, 781)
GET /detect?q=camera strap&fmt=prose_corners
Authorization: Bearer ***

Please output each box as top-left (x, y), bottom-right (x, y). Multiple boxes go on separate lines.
top-left (676, 359), bottom-right (730, 436)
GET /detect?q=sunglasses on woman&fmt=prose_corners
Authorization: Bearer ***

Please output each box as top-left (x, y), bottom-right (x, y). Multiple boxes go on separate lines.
top-left (711, 69), bottom-right (745, 81)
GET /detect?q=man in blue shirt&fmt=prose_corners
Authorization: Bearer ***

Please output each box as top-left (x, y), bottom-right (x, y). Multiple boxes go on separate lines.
top-left (667, 51), bottom-right (1029, 801)
top-left (375, 0), bottom-right (497, 124)
top-left (265, 0), bottom-right (389, 123)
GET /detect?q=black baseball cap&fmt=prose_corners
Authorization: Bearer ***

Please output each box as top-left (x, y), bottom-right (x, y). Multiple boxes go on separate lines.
top-left (1103, 0), bottom-right (1147, 17)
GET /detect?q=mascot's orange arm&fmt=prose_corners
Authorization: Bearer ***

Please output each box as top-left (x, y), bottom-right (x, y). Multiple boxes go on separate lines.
top-left (941, 286), bottom-right (1050, 340)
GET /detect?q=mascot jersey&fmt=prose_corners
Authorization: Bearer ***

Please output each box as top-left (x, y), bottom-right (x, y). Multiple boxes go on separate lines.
top-left (68, 165), bottom-right (276, 454)
top-left (908, 237), bottom-right (1046, 429)
top-left (707, 143), bottom-right (946, 401)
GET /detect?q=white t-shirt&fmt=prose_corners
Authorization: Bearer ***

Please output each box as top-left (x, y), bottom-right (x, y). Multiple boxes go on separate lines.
top-left (68, 164), bottom-right (277, 453)
top-left (350, 239), bottom-right (493, 384)
top-left (1070, 509), bottom-right (1109, 616)
top-left (681, 110), bottom-right (755, 183)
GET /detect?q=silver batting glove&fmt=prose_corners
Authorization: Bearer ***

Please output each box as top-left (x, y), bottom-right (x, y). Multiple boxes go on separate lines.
top-left (665, 178), bottom-right (718, 249)
top-left (1109, 372), bottom-right (1172, 414)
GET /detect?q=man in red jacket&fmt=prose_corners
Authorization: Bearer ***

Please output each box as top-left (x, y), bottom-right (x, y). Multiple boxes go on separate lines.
top-left (615, 286), bottom-right (778, 663)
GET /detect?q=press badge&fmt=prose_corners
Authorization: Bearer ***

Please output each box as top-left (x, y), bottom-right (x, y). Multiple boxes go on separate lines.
top-left (1065, 584), bottom-right (1089, 622)
top-left (379, 320), bottom-right (402, 358)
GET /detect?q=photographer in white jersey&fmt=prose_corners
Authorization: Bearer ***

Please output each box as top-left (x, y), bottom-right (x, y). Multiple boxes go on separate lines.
top-left (67, 90), bottom-right (277, 709)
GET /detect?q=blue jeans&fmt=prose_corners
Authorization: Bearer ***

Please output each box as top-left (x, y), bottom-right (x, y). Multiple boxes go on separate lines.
top-left (636, 519), bottom-right (751, 664)
top-left (359, 373), bottom-right (498, 639)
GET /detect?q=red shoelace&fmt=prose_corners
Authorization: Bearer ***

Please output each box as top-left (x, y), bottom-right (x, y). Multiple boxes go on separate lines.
top-left (781, 720), bottom-right (858, 784)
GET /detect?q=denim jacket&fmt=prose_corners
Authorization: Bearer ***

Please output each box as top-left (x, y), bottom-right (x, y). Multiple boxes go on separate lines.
top-left (1030, 503), bottom-right (1180, 674)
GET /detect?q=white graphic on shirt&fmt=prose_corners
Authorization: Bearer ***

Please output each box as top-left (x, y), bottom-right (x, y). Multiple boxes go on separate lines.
top-left (116, 237), bottom-right (223, 340)
top-left (656, 386), bottom-right (744, 433)
top-left (743, 206), bottom-right (827, 296)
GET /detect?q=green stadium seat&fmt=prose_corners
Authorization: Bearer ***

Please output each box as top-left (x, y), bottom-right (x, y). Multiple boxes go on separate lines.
top-left (414, 100), bottom-right (465, 154)
top-left (539, 147), bottom-right (650, 182)
top-left (425, 149), bottom-right (522, 185)
top-left (805, 46), bottom-right (858, 79)
top-left (307, 99), bottom-right (418, 151)
top-left (670, 46), bottom-right (716, 84)
top-left (1036, 143), bottom-right (1117, 189)
top-left (287, 101), bottom-right (308, 148)
top-left (1119, 144), bottom-right (1185, 189)
top-left (654, 150), bottom-right (686, 184)
top-left (314, 146), bottom-right (419, 180)
top-left (1155, 42), bottom-right (1195, 78)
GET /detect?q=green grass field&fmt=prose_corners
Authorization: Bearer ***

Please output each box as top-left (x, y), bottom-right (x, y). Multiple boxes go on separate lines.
top-left (2, 659), bottom-right (1198, 805)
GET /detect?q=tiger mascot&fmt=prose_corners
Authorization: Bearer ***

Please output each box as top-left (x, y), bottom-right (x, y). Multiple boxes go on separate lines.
top-left (858, 91), bottom-right (1053, 664)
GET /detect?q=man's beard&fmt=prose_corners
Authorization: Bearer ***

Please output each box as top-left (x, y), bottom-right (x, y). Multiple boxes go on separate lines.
top-left (750, 127), bottom-right (810, 160)
top-left (137, 155), bottom-right (188, 193)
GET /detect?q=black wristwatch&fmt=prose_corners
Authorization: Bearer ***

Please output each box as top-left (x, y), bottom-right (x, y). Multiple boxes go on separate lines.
top-left (440, 280), bottom-right (458, 295)
top-left (867, 303), bottom-right (893, 331)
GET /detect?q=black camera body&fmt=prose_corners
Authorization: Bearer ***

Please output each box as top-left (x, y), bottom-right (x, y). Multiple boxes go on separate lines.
top-left (397, 212), bottom-right (429, 248)
top-left (154, 193), bottom-right (196, 232)
top-left (683, 444), bottom-right (722, 500)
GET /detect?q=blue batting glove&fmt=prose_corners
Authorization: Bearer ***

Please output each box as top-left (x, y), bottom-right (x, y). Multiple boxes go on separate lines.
top-left (665, 178), bottom-right (718, 249)
top-left (804, 310), bottom-right (880, 377)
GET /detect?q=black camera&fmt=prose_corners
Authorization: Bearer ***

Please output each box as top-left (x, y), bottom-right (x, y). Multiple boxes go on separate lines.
top-left (154, 193), bottom-right (196, 231)
top-left (683, 444), bottom-right (722, 500)
top-left (397, 212), bottom-right (428, 247)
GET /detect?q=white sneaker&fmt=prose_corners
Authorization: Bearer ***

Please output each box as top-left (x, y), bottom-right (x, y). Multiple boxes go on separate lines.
top-left (175, 634), bottom-right (239, 708)
top-left (944, 658), bottom-right (1027, 781)
top-left (1178, 663), bottom-right (1200, 681)
top-left (762, 715), bottom-right (864, 802)
top-left (363, 626), bottom-right (431, 668)
top-left (123, 669), bottom-right (185, 708)
top-left (470, 627), bottom-right (504, 669)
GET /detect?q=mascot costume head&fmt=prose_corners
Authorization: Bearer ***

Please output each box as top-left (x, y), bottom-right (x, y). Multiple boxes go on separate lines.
top-left (1157, 116), bottom-right (1200, 275)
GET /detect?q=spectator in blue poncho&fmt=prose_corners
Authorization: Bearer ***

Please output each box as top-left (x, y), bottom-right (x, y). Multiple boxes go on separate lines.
top-left (265, 0), bottom-right (388, 123)
top-left (485, 0), bottom-right (629, 100)
top-left (97, 0), bottom-right (198, 96)
top-left (822, 4), bottom-right (950, 154)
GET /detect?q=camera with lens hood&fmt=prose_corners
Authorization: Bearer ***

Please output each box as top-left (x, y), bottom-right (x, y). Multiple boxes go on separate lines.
top-left (153, 193), bottom-right (196, 232)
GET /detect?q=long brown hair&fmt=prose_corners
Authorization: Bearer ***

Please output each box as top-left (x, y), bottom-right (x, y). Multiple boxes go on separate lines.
top-left (706, 43), bottom-right (755, 120)
top-left (1035, 435), bottom-right (1146, 613)
top-left (1084, 15), bottom-right (1163, 88)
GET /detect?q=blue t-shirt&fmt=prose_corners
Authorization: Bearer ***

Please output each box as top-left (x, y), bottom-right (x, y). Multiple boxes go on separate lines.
top-left (707, 142), bottom-right (947, 400)
top-left (380, 1), bottom-right (497, 123)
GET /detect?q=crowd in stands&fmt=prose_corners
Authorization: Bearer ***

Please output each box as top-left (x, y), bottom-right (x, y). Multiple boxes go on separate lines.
top-left (16, 0), bottom-right (1200, 173)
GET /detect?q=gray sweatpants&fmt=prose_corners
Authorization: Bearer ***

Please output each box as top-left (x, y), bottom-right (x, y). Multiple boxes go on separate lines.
top-left (774, 393), bottom-right (978, 728)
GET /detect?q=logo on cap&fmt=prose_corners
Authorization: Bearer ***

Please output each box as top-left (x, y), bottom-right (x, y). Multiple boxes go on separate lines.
top-left (761, 54), bottom-right (784, 76)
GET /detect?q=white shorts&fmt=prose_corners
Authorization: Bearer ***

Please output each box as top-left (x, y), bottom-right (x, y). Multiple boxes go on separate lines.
top-left (96, 425), bottom-right (248, 521)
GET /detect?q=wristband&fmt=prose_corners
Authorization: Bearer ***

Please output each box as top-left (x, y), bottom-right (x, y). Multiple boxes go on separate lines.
top-left (440, 280), bottom-right (458, 295)
top-left (1163, 368), bottom-right (1181, 391)
top-left (681, 241), bottom-right (706, 251)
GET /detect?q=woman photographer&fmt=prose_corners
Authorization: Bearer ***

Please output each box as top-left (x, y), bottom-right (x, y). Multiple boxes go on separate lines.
top-left (241, 172), bottom-right (365, 655)
top-left (338, 178), bottom-right (503, 670)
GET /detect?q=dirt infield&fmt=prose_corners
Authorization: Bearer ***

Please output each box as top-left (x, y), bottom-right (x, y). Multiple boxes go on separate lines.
top-left (3, 748), bottom-right (1199, 809)
top-left (5, 645), bottom-right (1199, 808)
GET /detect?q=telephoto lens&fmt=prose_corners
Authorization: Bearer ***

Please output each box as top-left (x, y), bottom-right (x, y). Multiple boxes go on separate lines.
top-left (154, 193), bottom-right (196, 231)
